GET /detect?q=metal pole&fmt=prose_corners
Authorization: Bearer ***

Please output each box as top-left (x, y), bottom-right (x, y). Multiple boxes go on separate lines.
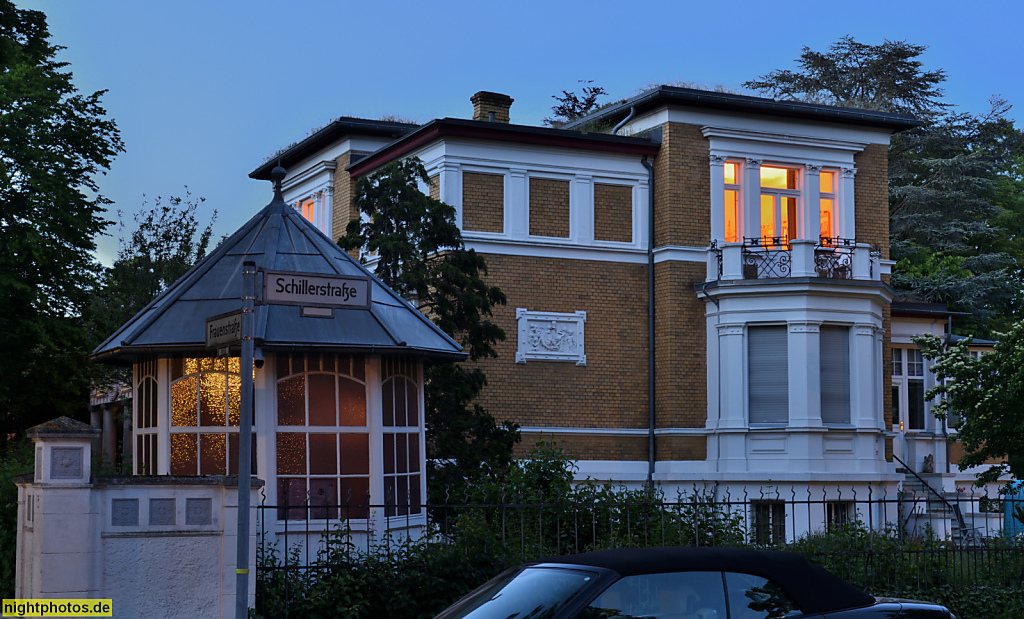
top-left (235, 261), bottom-right (256, 619)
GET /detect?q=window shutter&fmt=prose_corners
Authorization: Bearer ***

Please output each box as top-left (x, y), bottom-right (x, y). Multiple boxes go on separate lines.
top-left (748, 326), bottom-right (788, 424)
top-left (820, 326), bottom-right (850, 424)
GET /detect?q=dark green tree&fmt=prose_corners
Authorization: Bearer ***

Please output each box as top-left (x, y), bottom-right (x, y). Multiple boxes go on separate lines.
top-left (915, 328), bottom-right (1024, 483)
top-left (339, 157), bottom-right (519, 501)
top-left (88, 191), bottom-right (216, 348)
top-left (0, 1), bottom-right (123, 443)
top-left (544, 80), bottom-right (608, 127)
top-left (745, 37), bottom-right (1024, 335)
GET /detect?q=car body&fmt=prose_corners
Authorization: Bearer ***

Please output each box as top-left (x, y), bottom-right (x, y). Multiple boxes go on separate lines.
top-left (434, 546), bottom-right (954, 618)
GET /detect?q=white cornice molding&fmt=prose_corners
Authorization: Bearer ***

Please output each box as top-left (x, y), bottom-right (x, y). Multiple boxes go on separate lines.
top-left (653, 245), bottom-right (709, 264)
top-left (465, 238), bottom-right (647, 263)
top-left (282, 159), bottom-right (337, 196)
top-left (702, 125), bottom-right (871, 153)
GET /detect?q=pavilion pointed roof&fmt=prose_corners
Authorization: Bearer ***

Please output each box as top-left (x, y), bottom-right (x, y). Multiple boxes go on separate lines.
top-left (92, 170), bottom-right (464, 364)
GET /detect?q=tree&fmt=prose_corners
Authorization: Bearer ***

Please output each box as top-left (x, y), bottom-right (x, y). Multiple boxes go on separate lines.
top-left (544, 80), bottom-right (608, 127)
top-left (0, 1), bottom-right (123, 443)
top-left (339, 157), bottom-right (519, 500)
top-left (915, 327), bottom-right (1024, 483)
top-left (88, 190), bottom-right (217, 348)
top-left (745, 37), bottom-right (1024, 336)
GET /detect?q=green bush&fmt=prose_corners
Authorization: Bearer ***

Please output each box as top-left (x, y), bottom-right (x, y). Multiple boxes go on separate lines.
top-left (0, 441), bottom-right (34, 598)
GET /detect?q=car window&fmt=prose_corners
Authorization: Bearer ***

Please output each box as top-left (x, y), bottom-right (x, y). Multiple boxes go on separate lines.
top-left (723, 572), bottom-right (802, 619)
top-left (440, 566), bottom-right (599, 619)
top-left (581, 571), bottom-right (727, 619)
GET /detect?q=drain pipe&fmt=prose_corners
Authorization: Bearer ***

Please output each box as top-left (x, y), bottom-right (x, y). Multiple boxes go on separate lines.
top-left (642, 155), bottom-right (656, 489)
top-left (613, 106), bottom-right (636, 135)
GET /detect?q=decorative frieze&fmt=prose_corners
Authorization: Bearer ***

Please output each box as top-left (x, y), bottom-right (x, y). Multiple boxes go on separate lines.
top-left (516, 308), bottom-right (587, 366)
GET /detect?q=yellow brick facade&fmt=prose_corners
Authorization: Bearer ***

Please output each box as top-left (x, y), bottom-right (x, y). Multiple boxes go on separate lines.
top-left (462, 172), bottom-right (504, 233)
top-left (594, 183), bottom-right (633, 243)
top-left (529, 178), bottom-right (570, 238)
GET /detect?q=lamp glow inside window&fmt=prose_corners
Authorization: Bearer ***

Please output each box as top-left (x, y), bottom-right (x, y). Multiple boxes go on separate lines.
top-left (819, 170), bottom-right (837, 242)
top-left (724, 161), bottom-right (740, 243)
top-left (760, 166), bottom-right (799, 246)
top-left (169, 357), bottom-right (254, 476)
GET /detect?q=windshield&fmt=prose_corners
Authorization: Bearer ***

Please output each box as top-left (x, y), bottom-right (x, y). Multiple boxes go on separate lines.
top-left (438, 566), bottom-right (599, 619)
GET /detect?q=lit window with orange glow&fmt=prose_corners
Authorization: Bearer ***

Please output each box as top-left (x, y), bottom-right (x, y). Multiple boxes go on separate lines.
top-left (724, 161), bottom-right (740, 242)
top-left (169, 357), bottom-right (254, 476)
top-left (760, 166), bottom-right (799, 246)
top-left (819, 171), bottom-right (836, 243)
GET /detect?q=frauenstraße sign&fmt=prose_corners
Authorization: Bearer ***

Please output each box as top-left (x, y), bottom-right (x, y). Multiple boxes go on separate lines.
top-left (205, 310), bottom-right (243, 349)
top-left (262, 269), bottom-right (371, 309)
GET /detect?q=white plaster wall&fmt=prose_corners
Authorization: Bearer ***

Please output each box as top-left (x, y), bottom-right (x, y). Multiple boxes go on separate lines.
top-left (102, 536), bottom-right (220, 616)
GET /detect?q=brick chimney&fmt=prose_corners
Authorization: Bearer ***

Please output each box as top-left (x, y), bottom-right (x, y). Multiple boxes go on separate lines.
top-left (471, 91), bottom-right (513, 123)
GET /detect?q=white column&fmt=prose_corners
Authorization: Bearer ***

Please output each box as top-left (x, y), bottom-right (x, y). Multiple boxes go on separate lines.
top-left (743, 159), bottom-right (762, 241)
top-left (803, 164), bottom-right (822, 242)
top-left (788, 322), bottom-right (822, 428)
top-left (508, 168), bottom-right (528, 240)
top-left (366, 356), bottom-right (384, 536)
top-left (440, 162), bottom-right (462, 228)
top-left (636, 176), bottom-right (650, 249)
top-left (717, 324), bottom-right (747, 473)
top-left (709, 154), bottom-right (726, 243)
top-left (156, 358), bottom-right (170, 475)
top-left (574, 173), bottom-right (593, 245)
top-left (840, 167), bottom-right (857, 239)
top-left (851, 324), bottom-right (881, 430)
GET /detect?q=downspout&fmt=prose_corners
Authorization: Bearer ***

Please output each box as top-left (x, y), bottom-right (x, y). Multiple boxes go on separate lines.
top-left (642, 155), bottom-right (656, 489)
top-left (613, 106), bottom-right (636, 135)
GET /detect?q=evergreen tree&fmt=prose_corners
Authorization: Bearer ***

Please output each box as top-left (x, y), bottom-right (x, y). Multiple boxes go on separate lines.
top-left (339, 157), bottom-right (519, 501)
top-left (745, 37), bottom-right (1024, 335)
top-left (544, 80), bottom-right (608, 127)
top-left (0, 1), bottom-right (123, 443)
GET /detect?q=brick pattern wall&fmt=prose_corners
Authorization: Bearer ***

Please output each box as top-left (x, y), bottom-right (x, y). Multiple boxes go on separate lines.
top-left (656, 436), bottom-right (707, 461)
top-left (854, 145), bottom-right (889, 259)
top-left (594, 183), bottom-right (633, 243)
top-left (429, 174), bottom-right (439, 201)
top-left (653, 123), bottom-right (711, 247)
top-left (471, 254), bottom-right (649, 461)
top-left (529, 178), bottom-right (570, 238)
top-left (515, 433), bottom-right (648, 461)
top-left (654, 261), bottom-right (708, 436)
top-left (462, 172), bottom-right (504, 233)
top-left (331, 151), bottom-right (358, 243)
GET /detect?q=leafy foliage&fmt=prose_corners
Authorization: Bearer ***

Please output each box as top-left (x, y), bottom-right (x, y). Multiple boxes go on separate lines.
top-left (746, 37), bottom-right (1024, 335)
top-left (339, 157), bottom-right (518, 503)
top-left (0, 441), bottom-right (33, 598)
top-left (87, 191), bottom-right (216, 350)
top-left (544, 80), bottom-right (608, 127)
top-left (915, 328), bottom-right (1024, 482)
top-left (0, 1), bottom-right (123, 443)
top-left (743, 35), bottom-right (947, 118)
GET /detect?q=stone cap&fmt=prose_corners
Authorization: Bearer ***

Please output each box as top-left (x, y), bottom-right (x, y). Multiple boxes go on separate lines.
top-left (27, 416), bottom-right (101, 439)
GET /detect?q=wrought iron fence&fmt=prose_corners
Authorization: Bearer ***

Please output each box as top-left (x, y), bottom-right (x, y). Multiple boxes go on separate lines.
top-left (743, 237), bottom-right (791, 278)
top-left (815, 236), bottom-right (857, 279)
top-left (255, 485), bottom-right (1024, 615)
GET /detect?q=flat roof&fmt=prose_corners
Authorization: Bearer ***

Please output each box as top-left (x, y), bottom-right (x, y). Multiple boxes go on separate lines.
top-left (565, 85), bottom-right (923, 132)
top-left (347, 117), bottom-right (660, 178)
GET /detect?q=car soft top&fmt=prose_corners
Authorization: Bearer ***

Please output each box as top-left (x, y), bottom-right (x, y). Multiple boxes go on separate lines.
top-left (533, 546), bottom-right (875, 615)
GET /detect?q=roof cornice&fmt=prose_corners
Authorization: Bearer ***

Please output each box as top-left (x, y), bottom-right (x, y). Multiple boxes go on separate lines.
top-left (347, 118), bottom-right (660, 178)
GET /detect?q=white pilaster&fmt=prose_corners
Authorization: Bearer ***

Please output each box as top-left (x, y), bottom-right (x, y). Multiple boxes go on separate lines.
top-left (440, 162), bottom-right (462, 228)
top-left (709, 154), bottom-right (726, 243)
top-left (156, 357), bottom-right (170, 475)
top-left (743, 159), bottom-right (762, 241)
top-left (508, 168), bottom-right (528, 239)
top-left (840, 167), bottom-right (857, 239)
top-left (803, 164), bottom-right (822, 241)
top-left (574, 173), bottom-right (593, 245)
top-left (788, 322), bottom-right (822, 428)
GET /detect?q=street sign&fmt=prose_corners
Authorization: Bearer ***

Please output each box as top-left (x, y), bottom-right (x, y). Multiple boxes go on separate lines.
top-left (262, 269), bottom-right (371, 309)
top-left (205, 310), bottom-right (243, 349)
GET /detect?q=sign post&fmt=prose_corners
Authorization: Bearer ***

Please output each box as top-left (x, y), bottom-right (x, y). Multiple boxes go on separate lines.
top-left (235, 262), bottom-right (256, 619)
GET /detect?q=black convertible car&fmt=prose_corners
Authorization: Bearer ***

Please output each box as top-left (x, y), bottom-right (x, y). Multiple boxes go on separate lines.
top-left (434, 547), bottom-right (954, 618)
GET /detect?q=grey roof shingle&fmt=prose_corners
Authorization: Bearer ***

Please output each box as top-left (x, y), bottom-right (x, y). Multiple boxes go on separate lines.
top-left (92, 183), bottom-right (465, 364)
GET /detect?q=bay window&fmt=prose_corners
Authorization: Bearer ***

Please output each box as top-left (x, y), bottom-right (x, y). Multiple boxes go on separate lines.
top-left (759, 166), bottom-right (799, 246)
top-left (724, 161), bottom-right (740, 243)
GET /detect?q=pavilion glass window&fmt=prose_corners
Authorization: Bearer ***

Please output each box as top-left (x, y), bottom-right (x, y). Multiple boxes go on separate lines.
top-left (169, 357), bottom-right (254, 476)
top-left (134, 358), bottom-right (159, 475)
top-left (276, 353), bottom-right (369, 521)
top-left (381, 356), bottom-right (423, 517)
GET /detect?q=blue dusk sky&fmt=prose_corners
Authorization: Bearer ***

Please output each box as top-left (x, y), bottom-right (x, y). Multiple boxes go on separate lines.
top-left (14, 0), bottom-right (1024, 266)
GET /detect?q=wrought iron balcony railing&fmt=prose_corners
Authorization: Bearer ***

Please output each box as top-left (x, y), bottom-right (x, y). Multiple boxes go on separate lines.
top-left (708, 237), bottom-right (882, 283)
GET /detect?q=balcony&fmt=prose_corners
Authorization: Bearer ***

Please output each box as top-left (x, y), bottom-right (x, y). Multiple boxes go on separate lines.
top-left (708, 237), bottom-right (882, 282)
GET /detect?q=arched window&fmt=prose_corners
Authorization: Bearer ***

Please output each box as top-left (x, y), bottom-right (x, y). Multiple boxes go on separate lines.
top-left (169, 357), bottom-right (253, 476)
top-left (134, 358), bottom-right (158, 475)
top-left (276, 353), bottom-right (368, 520)
top-left (382, 357), bottom-right (423, 517)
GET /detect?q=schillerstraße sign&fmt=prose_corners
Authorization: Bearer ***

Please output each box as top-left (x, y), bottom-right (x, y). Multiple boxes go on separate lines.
top-left (206, 310), bottom-right (243, 349)
top-left (262, 269), bottom-right (371, 309)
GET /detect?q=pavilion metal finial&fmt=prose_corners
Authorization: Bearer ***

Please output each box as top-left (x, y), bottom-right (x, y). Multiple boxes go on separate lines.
top-left (271, 163), bottom-right (286, 201)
